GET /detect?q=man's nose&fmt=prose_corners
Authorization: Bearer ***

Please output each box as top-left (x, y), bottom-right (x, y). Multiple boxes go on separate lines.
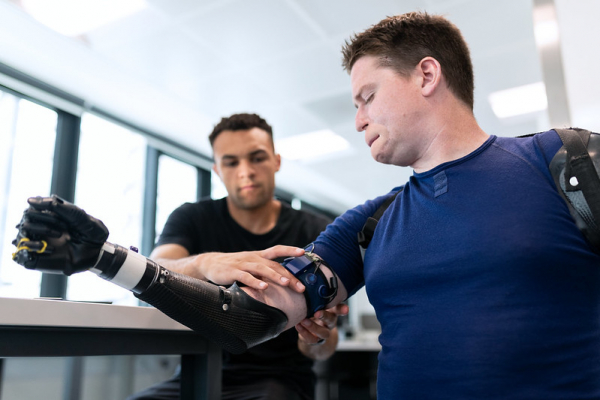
top-left (237, 160), bottom-right (255, 178)
top-left (355, 107), bottom-right (368, 132)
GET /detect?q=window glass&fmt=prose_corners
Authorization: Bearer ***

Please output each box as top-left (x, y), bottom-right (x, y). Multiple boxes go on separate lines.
top-left (211, 170), bottom-right (227, 199)
top-left (68, 113), bottom-right (146, 305)
top-left (155, 155), bottom-right (197, 241)
top-left (0, 93), bottom-right (57, 299)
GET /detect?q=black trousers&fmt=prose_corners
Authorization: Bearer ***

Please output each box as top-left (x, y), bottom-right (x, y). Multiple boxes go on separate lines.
top-left (127, 368), bottom-right (310, 400)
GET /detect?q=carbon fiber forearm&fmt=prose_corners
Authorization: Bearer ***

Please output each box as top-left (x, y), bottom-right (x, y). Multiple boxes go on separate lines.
top-left (135, 267), bottom-right (288, 354)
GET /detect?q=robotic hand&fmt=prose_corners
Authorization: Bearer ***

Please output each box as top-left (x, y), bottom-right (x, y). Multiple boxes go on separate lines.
top-left (12, 195), bottom-right (108, 275)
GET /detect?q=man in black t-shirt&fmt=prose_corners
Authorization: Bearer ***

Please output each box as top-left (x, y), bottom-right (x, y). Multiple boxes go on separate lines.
top-left (128, 113), bottom-right (346, 400)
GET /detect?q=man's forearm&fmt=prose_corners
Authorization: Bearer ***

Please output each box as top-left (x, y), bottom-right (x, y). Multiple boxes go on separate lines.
top-left (151, 255), bottom-right (207, 281)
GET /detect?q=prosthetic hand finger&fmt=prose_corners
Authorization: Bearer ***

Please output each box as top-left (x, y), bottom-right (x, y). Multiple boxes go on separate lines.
top-left (12, 236), bottom-right (51, 270)
top-left (13, 196), bottom-right (109, 275)
top-left (12, 238), bottom-right (52, 253)
top-left (12, 229), bottom-right (94, 275)
top-left (27, 195), bottom-right (109, 245)
top-left (17, 219), bottom-right (65, 239)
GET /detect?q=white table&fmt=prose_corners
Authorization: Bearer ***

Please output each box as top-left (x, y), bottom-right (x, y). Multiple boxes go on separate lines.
top-left (0, 297), bottom-right (221, 400)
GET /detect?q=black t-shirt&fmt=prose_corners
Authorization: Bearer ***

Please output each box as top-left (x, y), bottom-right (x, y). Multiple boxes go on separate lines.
top-left (156, 197), bottom-right (331, 397)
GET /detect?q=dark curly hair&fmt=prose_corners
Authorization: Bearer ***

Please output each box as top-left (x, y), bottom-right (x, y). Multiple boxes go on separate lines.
top-left (341, 11), bottom-right (474, 110)
top-left (209, 113), bottom-right (274, 149)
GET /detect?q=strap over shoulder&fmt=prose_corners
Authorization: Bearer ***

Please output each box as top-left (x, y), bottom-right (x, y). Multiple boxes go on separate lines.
top-left (549, 128), bottom-right (600, 252)
top-left (358, 189), bottom-right (403, 260)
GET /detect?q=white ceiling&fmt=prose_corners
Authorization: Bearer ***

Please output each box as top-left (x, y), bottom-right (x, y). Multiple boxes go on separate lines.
top-left (0, 0), bottom-right (598, 214)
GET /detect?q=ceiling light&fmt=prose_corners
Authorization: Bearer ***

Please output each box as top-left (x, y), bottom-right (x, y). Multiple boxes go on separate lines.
top-left (488, 82), bottom-right (548, 119)
top-left (20, 0), bottom-right (147, 37)
top-left (276, 129), bottom-right (351, 162)
top-left (534, 20), bottom-right (559, 47)
top-left (533, 3), bottom-right (560, 47)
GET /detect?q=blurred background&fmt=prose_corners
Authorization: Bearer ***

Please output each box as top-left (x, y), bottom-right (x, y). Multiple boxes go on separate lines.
top-left (0, 0), bottom-right (597, 398)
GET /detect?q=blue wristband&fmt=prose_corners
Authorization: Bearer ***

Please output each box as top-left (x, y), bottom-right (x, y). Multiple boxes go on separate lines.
top-left (281, 252), bottom-right (338, 317)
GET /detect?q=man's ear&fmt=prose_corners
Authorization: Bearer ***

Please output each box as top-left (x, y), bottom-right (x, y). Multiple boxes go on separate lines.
top-left (418, 57), bottom-right (442, 97)
top-left (274, 153), bottom-right (281, 173)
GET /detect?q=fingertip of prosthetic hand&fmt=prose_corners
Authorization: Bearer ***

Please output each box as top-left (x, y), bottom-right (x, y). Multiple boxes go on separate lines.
top-left (50, 195), bottom-right (65, 205)
top-left (27, 195), bottom-right (62, 210)
top-left (26, 196), bottom-right (42, 207)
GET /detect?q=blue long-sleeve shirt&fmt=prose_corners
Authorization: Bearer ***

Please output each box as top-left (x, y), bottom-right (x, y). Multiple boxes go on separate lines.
top-left (314, 130), bottom-right (600, 399)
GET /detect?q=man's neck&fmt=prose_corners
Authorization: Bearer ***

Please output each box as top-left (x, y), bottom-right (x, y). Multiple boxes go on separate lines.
top-left (412, 104), bottom-right (489, 173)
top-left (226, 198), bottom-right (282, 235)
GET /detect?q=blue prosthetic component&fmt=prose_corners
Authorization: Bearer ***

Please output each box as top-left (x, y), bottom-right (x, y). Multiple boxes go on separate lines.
top-left (281, 252), bottom-right (338, 317)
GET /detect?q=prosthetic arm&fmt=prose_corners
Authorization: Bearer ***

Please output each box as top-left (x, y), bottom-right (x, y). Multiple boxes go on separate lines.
top-left (12, 196), bottom-right (338, 354)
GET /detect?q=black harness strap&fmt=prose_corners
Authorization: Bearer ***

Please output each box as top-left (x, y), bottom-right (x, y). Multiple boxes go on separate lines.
top-left (554, 129), bottom-right (600, 223)
top-left (357, 189), bottom-right (402, 255)
top-left (550, 128), bottom-right (600, 252)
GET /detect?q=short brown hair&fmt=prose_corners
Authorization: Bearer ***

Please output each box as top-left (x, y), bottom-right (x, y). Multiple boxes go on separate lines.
top-left (209, 113), bottom-right (274, 148)
top-left (341, 12), bottom-right (474, 110)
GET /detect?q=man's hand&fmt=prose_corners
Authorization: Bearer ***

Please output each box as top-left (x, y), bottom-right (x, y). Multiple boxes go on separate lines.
top-left (296, 303), bottom-right (349, 360)
top-left (12, 195), bottom-right (109, 275)
top-left (193, 246), bottom-right (308, 293)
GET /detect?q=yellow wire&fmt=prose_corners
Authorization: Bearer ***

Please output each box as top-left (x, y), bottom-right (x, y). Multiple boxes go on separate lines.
top-left (11, 237), bottom-right (48, 260)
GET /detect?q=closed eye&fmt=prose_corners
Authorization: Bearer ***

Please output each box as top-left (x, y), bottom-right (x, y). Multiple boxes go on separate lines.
top-left (251, 155), bottom-right (267, 163)
top-left (249, 150), bottom-right (269, 164)
top-left (221, 156), bottom-right (239, 167)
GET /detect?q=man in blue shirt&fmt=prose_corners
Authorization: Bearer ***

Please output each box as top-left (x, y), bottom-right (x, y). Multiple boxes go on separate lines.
top-left (309, 12), bottom-right (600, 398)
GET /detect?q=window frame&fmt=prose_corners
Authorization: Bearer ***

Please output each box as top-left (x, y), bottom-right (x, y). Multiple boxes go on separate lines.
top-left (0, 63), bottom-right (214, 299)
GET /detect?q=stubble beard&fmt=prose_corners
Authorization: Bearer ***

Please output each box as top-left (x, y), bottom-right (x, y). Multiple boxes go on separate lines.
top-left (231, 186), bottom-right (271, 211)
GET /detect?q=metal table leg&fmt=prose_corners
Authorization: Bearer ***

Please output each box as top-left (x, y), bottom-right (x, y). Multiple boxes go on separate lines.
top-left (181, 342), bottom-right (222, 400)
